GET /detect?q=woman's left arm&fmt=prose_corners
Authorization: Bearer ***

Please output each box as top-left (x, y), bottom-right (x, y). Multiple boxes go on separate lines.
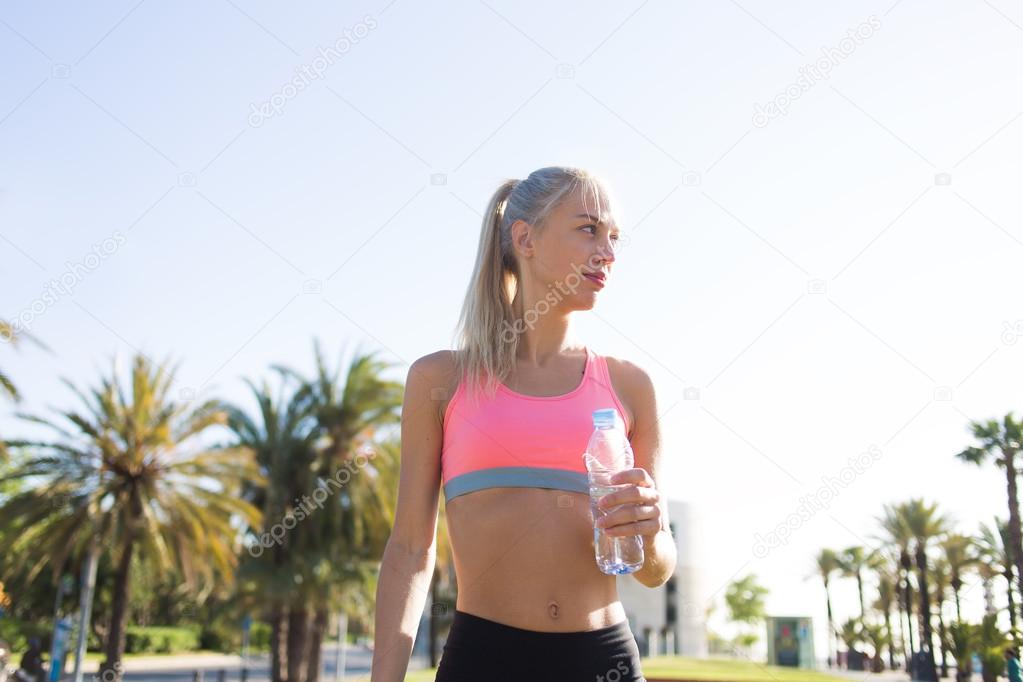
top-left (595, 361), bottom-right (677, 588)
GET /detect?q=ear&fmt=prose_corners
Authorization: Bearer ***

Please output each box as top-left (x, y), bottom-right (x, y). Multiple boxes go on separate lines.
top-left (509, 218), bottom-right (536, 259)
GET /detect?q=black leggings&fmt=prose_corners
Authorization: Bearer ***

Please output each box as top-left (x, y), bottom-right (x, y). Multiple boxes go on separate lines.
top-left (434, 608), bottom-right (646, 681)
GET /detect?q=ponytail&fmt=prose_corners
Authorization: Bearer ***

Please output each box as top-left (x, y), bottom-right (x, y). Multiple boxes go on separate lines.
top-left (453, 178), bottom-right (518, 407)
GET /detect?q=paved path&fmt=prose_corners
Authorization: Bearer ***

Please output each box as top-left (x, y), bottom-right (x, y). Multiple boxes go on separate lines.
top-left (825, 670), bottom-right (910, 682)
top-left (55, 645), bottom-right (434, 681)
top-left (825, 669), bottom-right (984, 682)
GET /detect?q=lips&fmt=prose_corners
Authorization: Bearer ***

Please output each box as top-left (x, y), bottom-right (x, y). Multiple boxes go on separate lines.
top-left (583, 271), bottom-right (606, 282)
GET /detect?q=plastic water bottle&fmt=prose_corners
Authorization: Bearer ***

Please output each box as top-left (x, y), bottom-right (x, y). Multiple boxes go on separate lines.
top-left (582, 407), bottom-right (644, 575)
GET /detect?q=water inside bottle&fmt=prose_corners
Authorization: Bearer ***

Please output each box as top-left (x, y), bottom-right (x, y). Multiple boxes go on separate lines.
top-left (587, 476), bottom-right (643, 575)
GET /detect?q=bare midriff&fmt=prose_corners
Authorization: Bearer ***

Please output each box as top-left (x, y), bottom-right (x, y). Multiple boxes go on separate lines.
top-left (443, 485), bottom-right (628, 632)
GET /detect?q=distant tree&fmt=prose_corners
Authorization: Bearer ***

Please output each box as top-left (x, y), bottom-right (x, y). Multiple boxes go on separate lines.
top-left (724, 573), bottom-right (768, 657)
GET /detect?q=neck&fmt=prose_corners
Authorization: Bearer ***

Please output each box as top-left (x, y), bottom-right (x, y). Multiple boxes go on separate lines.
top-left (508, 310), bottom-right (582, 369)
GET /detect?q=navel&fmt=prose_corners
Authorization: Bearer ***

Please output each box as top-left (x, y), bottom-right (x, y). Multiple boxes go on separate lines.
top-left (547, 600), bottom-right (560, 619)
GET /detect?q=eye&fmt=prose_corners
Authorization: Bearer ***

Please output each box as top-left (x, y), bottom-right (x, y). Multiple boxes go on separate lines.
top-left (581, 224), bottom-right (597, 234)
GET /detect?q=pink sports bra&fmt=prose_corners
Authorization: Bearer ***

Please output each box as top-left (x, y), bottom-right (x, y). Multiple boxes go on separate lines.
top-left (440, 347), bottom-right (634, 503)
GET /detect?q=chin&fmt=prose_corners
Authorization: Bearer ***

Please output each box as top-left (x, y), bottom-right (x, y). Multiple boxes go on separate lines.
top-left (573, 296), bottom-right (599, 311)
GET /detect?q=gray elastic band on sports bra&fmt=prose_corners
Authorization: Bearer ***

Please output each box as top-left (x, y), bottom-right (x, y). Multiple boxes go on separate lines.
top-left (443, 466), bottom-right (590, 501)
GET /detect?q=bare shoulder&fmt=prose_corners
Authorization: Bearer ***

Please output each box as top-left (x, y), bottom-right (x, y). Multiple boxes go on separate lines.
top-left (603, 355), bottom-right (657, 433)
top-left (603, 355), bottom-right (663, 487)
top-left (410, 349), bottom-right (459, 376)
top-left (407, 349), bottom-right (462, 423)
top-left (603, 354), bottom-right (654, 388)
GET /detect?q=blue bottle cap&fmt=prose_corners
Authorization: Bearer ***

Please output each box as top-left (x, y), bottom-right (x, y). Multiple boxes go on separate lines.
top-left (592, 407), bottom-right (618, 428)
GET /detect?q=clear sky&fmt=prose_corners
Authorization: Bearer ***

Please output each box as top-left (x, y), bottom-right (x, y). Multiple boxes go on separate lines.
top-left (2, 0), bottom-right (1023, 663)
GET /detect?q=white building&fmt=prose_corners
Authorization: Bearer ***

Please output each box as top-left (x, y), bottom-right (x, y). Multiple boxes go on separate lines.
top-left (617, 498), bottom-right (708, 657)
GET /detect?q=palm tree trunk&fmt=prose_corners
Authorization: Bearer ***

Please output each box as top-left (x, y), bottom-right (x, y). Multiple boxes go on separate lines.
top-left (884, 606), bottom-right (896, 670)
top-left (916, 544), bottom-right (938, 681)
top-left (902, 549), bottom-right (917, 665)
top-left (951, 575), bottom-right (963, 623)
top-left (99, 534), bottom-right (136, 682)
top-left (825, 584), bottom-right (835, 667)
top-left (1005, 568), bottom-right (1018, 633)
top-left (1003, 448), bottom-right (1023, 628)
top-left (857, 570), bottom-right (866, 619)
top-left (287, 607), bottom-right (310, 682)
top-left (936, 600), bottom-right (949, 679)
top-left (896, 579), bottom-right (909, 668)
top-left (305, 608), bottom-right (329, 682)
top-left (269, 535), bottom-right (289, 682)
top-left (270, 604), bottom-right (287, 682)
top-left (903, 571), bottom-right (917, 654)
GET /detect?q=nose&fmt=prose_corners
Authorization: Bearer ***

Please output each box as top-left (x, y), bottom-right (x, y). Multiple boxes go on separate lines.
top-left (596, 236), bottom-right (617, 266)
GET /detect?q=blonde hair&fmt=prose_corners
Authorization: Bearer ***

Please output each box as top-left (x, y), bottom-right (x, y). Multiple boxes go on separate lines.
top-left (451, 165), bottom-right (616, 407)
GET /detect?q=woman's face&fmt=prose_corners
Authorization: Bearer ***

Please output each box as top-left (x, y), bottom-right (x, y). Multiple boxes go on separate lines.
top-left (512, 187), bottom-right (621, 311)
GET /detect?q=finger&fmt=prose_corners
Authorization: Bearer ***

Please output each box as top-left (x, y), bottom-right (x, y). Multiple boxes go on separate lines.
top-left (605, 518), bottom-right (661, 537)
top-left (596, 504), bottom-right (658, 529)
top-left (611, 467), bottom-right (653, 487)
top-left (598, 487), bottom-right (634, 510)
top-left (599, 485), bottom-right (658, 510)
top-left (610, 468), bottom-right (640, 485)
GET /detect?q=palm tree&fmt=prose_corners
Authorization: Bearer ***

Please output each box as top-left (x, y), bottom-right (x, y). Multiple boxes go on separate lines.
top-left (948, 619), bottom-right (976, 682)
top-left (956, 413), bottom-right (1023, 626)
top-left (942, 533), bottom-right (980, 622)
top-left (0, 320), bottom-right (47, 402)
top-left (271, 340), bottom-right (405, 682)
top-left (0, 319), bottom-right (19, 403)
top-left (900, 498), bottom-right (949, 682)
top-left (0, 322), bottom-right (49, 459)
top-left (816, 549), bottom-right (842, 667)
top-left (975, 612), bottom-right (1010, 682)
top-left (976, 559), bottom-right (1001, 621)
top-left (0, 353), bottom-right (262, 681)
top-left (219, 371), bottom-right (319, 682)
top-left (839, 546), bottom-right (872, 619)
top-left (839, 617), bottom-right (865, 669)
top-left (932, 557), bottom-right (952, 678)
top-left (861, 621), bottom-right (889, 672)
top-left (876, 504), bottom-right (917, 664)
top-left (873, 562), bottom-right (900, 670)
top-left (977, 518), bottom-right (1019, 637)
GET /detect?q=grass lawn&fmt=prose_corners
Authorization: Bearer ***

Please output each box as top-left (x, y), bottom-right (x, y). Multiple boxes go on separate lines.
top-left (404, 655), bottom-right (852, 681)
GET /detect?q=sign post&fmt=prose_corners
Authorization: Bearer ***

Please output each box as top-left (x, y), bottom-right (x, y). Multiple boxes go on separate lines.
top-left (48, 616), bottom-right (74, 682)
top-left (334, 612), bottom-right (348, 682)
top-left (72, 544), bottom-right (99, 682)
top-left (240, 614), bottom-right (251, 682)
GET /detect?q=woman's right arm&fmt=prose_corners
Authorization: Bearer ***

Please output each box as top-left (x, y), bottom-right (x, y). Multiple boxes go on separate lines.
top-left (370, 352), bottom-right (448, 682)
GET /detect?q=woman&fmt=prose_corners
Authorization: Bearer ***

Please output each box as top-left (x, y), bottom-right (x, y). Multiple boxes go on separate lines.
top-left (370, 166), bottom-right (676, 681)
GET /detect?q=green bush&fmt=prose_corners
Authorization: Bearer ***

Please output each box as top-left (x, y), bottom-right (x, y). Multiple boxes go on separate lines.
top-left (0, 618), bottom-right (50, 655)
top-left (198, 622), bottom-right (236, 652)
top-left (198, 619), bottom-right (272, 653)
top-left (125, 630), bottom-right (152, 653)
top-left (123, 626), bottom-right (199, 654)
top-left (250, 622), bottom-right (271, 651)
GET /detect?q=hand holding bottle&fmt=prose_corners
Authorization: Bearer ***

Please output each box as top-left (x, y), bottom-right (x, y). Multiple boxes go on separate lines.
top-left (584, 408), bottom-right (646, 574)
top-left (593, 464), bottom-right (663, 540)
